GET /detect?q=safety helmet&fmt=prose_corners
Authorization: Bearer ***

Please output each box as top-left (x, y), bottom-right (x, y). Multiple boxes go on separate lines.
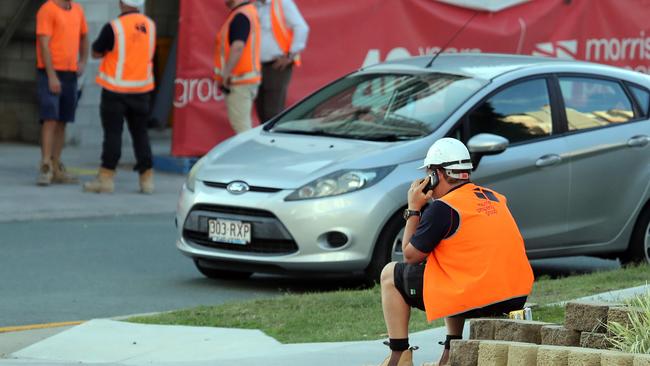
top-left (121, 0), bottom-right (145, 7)
top-left (418, 137), bottom-right (473, 170)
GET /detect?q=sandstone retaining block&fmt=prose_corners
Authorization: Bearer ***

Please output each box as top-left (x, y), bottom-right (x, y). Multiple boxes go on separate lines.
top-left (493, 319), bottom-right (553, 344)
top-left (581, 331), bottom-right (611, 350)
top-left (470, 318), bottom-right (497, 340)
top-left (565, 301), bottom-right (613, 333)
top-left (541, 325), bottom-right (581, 347)
top-left (601, 350), bottom-right (634, 366)
top-left (450, 339), bottom-right (480, 366)
top-left (607, 307), bottom-right (641, 336)
top-left (478, 341), bottom-right (511, 366)
top-left (567, 347), bottom-right (604, 366)
top-left (506, 342), bottom-right (538, 366)
top-left (633, 353), bottom-right (650, 366)
top-left (536, 345), bottom-right (572, 366)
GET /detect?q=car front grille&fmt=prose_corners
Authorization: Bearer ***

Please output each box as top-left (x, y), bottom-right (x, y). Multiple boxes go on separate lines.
top-left (182, 204), bottom-right (298, 255)
top-left (202, 181), bottom-right (282, 193)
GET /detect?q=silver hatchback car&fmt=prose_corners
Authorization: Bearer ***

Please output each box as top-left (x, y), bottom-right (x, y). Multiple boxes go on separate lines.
top-left (176, 54), bottom-right (650, 281)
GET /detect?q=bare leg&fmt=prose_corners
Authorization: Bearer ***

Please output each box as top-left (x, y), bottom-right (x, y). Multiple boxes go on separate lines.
top-left (437, 317), bottom-right (465, 365)
top-left (381, 262), bottom-right (411, 366)
top-left (40, 120), bottom-right (57, 164)
top-left (52, 121), bottom-right (66, 162)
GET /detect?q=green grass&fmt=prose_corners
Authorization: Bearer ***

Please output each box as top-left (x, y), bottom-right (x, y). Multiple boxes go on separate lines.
top-left (128, 264), bottom-right (649, 343)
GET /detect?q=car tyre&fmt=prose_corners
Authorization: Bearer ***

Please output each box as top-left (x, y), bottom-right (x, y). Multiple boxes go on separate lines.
top-left (194, 259), bottom-right (253, 280)
top-left (620, 205), bottom-right (650, 265)
top-left (364, 212), bottom-right (404, 283)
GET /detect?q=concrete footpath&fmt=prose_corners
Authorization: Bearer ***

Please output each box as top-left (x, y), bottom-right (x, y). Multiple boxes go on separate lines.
top-left (0, 131), bottom-right (186, 223)
top-left (1, 136), bottom-right (648, 365)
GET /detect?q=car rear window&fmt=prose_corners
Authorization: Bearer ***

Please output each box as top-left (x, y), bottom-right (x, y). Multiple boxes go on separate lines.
top-left (559, 77), bottom-right (635, 131)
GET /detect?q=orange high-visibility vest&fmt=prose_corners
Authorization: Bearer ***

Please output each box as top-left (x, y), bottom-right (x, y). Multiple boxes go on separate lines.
top-left (214, 4), bottom-right (261, 85)
top-left (422, 183), bottom-right (534, 321)
top-left (270, 0), bottom-right (301, 66)
top-left (96, 13), bottom-right (156, 94)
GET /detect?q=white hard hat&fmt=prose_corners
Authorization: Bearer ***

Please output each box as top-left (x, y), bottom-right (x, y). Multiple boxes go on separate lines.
top-left (419, 138), bottom-right (473, 170)
top-left (121, 0), bottom-right (145, 7)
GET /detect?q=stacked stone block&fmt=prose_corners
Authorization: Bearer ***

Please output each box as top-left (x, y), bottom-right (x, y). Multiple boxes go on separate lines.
top-left (450, 339), bottom-right (480, 366)
top-left (493, 319), bottom-right (552, 344)
top-left (506, 342), bottom-right (537, 365)
top-left (567, 347), bottom-right (605, 365)
top-left (541, 324), bottom-right (581, 347)
top-left (634, 354), bottom-right (650, 366)
top-left (601, 350), bottom-right (634, 365)
top-left (536, 345), bottom-right (571, 365)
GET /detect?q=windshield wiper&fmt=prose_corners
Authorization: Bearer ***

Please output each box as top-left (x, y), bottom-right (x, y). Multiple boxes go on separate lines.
top-left (272, 129), bottom-right (361, 140)
top-left (363, 134), bottom-right (423, 141)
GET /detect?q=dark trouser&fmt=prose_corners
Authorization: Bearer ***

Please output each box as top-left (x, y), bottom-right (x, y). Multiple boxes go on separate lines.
top-left (100, 89), bottom-right (152, 173)
top-left (255, 62), bottom-right (293, 123)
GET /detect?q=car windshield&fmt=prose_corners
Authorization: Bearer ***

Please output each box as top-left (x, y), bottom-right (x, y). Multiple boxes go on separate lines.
top-left (268, 72), bottom-right (487, 141)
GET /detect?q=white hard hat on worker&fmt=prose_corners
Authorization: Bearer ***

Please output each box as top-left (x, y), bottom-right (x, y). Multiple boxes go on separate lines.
top-left (121, 0), bottom-right (145, 7)
top-left (419, 138), bottom-right (473, 181)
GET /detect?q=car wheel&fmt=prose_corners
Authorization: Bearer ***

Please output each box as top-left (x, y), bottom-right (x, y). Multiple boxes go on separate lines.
top-left (620, 205), bottom-right (650, 265)
top-left (194, 259), bottom-right (253, 280)
top-left (364, 212), bottom-right (405, 283)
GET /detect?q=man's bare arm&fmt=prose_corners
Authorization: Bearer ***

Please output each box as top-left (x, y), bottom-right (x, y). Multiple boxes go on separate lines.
top-left (38, 35), bottom-right (60, 94)
top-left (78, 33), bottom-right (89, 75)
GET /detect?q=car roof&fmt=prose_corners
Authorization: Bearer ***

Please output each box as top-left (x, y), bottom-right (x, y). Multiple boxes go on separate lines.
top-left (361, 53), bottom-right (593, 80)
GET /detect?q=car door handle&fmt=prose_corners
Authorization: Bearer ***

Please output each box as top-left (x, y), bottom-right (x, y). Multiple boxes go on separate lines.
top-left (627, 135), bottom-right (649, 147)
top-left (536, 154), bottom-right (562, 167)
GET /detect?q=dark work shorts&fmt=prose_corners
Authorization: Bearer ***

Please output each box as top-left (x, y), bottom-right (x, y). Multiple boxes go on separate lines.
top-left (393, 262), bottom-right (527, 318)
top-left (37, 69), bottom-right (78, 123)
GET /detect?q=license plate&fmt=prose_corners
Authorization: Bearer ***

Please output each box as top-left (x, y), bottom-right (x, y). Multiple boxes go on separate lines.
top-left (208, 218), bottom-right (251, 245)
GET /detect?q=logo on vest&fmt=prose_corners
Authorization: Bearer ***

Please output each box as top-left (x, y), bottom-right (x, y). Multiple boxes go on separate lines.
top-left (474, 187), bottom-right (499, 216)
top-left (135, 23), bottom-right (147, 34)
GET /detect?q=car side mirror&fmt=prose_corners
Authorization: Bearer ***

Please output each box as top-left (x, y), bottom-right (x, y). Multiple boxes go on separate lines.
top-left (467, 133), bottom-right (509, 169)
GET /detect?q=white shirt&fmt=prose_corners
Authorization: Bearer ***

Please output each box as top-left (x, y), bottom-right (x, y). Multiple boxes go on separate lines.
top-left (256, 0), bottom-right (310, 62)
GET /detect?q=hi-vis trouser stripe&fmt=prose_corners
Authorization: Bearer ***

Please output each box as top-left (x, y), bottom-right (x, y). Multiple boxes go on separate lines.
top-left (98, 18), bottom-right (155, 88)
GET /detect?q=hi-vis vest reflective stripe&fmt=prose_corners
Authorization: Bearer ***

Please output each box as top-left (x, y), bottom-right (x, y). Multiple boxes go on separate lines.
top-left (214, 4), bottom-right (261, 85)
top-left (96, 13), bottom-right (156, 93)
top-left (422, 183), bottom-right (534, 322)
top-left (270, 0), bottom-right (301, 66)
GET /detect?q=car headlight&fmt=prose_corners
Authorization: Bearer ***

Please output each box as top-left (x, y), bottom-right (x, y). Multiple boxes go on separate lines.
top-left (185, 156), bottom-right (207, 192)
top-left (285, 165), bottom-right (396, 201)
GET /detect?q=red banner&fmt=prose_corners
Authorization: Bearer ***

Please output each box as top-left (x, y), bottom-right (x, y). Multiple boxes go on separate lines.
top-left (172, 0), bottom-right (650, 157)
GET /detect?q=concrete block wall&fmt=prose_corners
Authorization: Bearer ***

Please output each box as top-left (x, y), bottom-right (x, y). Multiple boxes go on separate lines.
top-left (0, 0), bottom-right (38, 142)
top-left (465, 301), bottom-right (648, 365)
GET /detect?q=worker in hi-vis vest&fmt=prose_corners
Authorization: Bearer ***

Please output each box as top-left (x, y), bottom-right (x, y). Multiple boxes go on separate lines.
top-left (254, 0), bottom-right (309, 123)
top-left (84, 0), bottom-right (156, 194)
top-left (214, 0), bottom-right (261, 134)
top-left (377, 138), bottom-right (534, 366)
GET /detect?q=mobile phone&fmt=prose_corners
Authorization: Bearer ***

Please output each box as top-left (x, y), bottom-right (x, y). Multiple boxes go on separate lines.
top-left (421, 171), bottom-right (438, 194)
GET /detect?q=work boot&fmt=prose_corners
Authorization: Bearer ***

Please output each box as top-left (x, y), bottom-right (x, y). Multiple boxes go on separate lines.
top-left (83, 168), bottom-right (115, 193)
top-left (52, 160), bottom-right (79, 184)
top-left (139, 169), bottom-right (154, 194)
top-left (378, 347), bottom-right (417, 366)
top-left (36, 162), bottom-right (53, 186)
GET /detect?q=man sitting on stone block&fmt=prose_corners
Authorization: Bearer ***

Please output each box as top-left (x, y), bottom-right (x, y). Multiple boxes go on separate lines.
top-left (377, 138), bottom-right (535, 366)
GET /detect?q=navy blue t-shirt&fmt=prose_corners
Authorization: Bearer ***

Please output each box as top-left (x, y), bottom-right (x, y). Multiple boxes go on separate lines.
top-left (410, 183), bottom-right (470, 253)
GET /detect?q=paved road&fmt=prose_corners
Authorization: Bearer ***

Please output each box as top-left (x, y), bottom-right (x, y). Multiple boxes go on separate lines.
top-left (0, 213), bottom-right (369, 327)
top-left (0, 212), bottom-right (623, 327)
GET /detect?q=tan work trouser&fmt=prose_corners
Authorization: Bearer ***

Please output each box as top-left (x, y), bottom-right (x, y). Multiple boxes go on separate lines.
top-left (225, 83), bottom-right (259, 134)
